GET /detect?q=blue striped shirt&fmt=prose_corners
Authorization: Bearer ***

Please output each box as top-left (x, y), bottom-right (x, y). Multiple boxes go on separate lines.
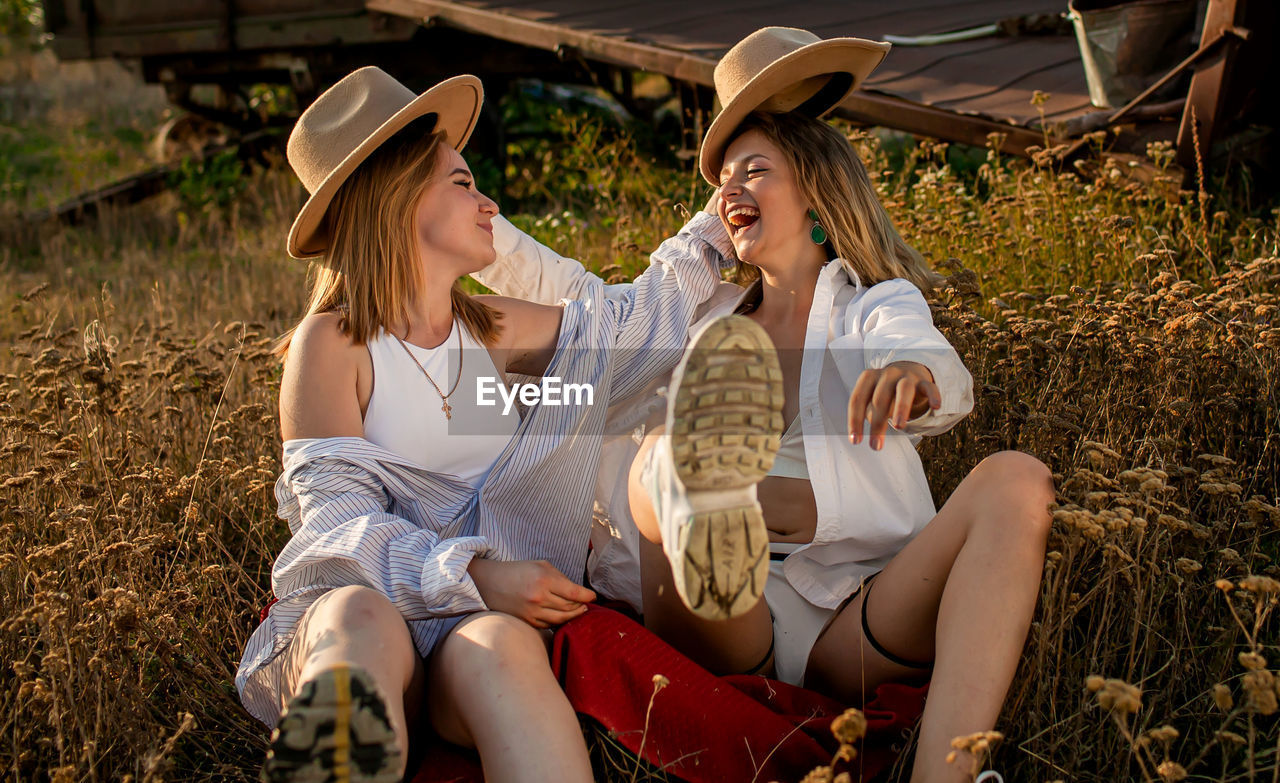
top-left (236, 214), bottom-right (731, 725)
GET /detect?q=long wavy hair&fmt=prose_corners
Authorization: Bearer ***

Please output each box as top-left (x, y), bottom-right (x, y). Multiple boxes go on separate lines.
top-left (726, 111), bottom-right (940, 293)
top-left (277, 119), bottom-right (501, 356)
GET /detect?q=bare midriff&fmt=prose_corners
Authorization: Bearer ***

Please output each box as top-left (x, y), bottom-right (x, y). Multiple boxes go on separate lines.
top-left (760, 474), bottom-right (817, 544)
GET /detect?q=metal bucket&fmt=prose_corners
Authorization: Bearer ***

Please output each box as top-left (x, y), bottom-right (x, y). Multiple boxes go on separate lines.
top-left (1068, 0), bottom-right (1199, 108)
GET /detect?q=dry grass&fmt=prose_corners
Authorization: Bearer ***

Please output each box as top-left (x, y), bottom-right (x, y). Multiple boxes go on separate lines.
top-left (2, 48), bottom-right (1278, 783)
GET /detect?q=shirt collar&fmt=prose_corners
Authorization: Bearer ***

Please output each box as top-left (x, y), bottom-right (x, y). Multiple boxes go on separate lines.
top-left (731, 259), bottom-right (864, 314)
top-left (824, 258), bottom-right (863, 292)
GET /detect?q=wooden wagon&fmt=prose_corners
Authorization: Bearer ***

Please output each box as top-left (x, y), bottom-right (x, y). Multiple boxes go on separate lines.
top-left (38, 0), bottom-right (1276, 206)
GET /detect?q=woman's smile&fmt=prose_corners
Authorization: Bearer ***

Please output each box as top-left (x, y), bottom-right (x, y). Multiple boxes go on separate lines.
top-left (725, 203), bottom-right (760, 237)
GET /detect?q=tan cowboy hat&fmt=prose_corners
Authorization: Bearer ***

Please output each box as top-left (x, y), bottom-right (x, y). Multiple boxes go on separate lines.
top-left (286, 67), bottom-right (483, 259)
top-left (698, 27), bottom-right (890, 184)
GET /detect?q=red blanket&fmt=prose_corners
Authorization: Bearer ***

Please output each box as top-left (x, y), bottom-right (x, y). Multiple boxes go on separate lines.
top-left (410, 605), bottom-right (927, 782)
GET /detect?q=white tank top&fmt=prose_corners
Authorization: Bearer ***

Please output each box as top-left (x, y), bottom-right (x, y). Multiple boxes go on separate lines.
top-left (363, 320), bottom-right (519, 486)
top-left (766, 415), bottom-right (809, 480)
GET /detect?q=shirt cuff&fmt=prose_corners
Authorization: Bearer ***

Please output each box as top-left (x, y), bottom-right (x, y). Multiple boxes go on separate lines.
top-left (491, 214), bottom-right (522, 257)
top-left (686, 211), bottom-right (736, 265)
top-left (425, 535), bottom-right (492, 613)
top-left (878, 348), bottom-right (972, 434)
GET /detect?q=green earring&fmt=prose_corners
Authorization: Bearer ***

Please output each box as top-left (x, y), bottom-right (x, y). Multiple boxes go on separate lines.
top-left (808, 209), bottom-right (828, 245)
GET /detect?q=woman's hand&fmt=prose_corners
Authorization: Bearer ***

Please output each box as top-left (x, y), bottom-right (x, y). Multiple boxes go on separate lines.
top-left (847, 361), bottom-right (941, 450)
top-left (468, 558), bottom-right (596, 629)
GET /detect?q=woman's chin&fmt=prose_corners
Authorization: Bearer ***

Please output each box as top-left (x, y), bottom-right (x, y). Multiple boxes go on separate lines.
top-left (473, 245), bottom-right (497, 269)
top-left (732, 239), bottom-right (758, 265)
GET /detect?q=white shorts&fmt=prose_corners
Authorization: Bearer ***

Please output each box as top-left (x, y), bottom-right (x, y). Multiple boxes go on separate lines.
top-left (763, 543), bottom-right (835, 687)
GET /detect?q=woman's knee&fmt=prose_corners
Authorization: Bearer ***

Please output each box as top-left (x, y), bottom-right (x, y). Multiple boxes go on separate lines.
top-left (969, 451), bottom-right (1055, 538)
top-left (437, 611), bottom-right (548, 676)
top-left (286, 586), bottom-right (418, 700)
top-left (311, 584), bottom-right (407, 633)
top-left (974, 451), bottom-right (1054, 500)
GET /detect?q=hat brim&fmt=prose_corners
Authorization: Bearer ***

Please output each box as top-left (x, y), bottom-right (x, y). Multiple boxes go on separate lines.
top-left (698, 39), bottom-right (889, 184)
top-left (287, 74), bottom-right (483, 259)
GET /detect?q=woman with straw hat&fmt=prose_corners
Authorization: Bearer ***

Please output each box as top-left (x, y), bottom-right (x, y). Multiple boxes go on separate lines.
top-left (235, 66), bottom-right (732, 782)
top-left (477, 27), bottom-right (1050, 782)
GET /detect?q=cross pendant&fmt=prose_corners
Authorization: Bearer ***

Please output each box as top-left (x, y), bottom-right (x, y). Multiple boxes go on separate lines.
top-left (442, 400), bottom-right (452, 420)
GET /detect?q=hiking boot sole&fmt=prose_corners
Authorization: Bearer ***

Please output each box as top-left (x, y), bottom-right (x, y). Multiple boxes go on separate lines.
top-left (667, 316), bottom-right (783, 620)
top-left (261, 665), bottom-right (401, 783)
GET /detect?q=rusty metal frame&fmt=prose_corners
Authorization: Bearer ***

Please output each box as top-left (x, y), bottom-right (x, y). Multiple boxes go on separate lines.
top-left (836, 93), bottom-right (1054, 155)
top-left (1176, 0), bottom-right (1246, 185)
top-left (368, 0), bottom-right (1062, 155)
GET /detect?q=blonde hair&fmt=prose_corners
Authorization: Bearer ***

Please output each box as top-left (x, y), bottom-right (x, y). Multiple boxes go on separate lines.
top-left (277, 120), bottom-right (501, 356)
top-left (727, 112), bottom-right (940, 293)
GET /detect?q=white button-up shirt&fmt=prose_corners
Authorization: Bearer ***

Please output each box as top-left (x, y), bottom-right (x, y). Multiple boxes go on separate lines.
top-left (476, 219), bottom-right (974, 610)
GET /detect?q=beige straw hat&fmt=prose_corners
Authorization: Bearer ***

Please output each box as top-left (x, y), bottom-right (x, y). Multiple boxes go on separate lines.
top-left (286, 67), bottom-right (483, 259)
top-left (699, 27), bottom-right (890, 184)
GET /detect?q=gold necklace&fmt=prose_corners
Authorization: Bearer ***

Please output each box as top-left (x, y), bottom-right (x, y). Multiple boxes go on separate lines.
top-left (393, 321), bottom-right (464, 420)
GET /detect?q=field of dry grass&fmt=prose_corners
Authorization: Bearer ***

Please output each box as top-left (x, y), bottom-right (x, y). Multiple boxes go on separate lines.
top-left (2, 38), bottom-right (1278, 783)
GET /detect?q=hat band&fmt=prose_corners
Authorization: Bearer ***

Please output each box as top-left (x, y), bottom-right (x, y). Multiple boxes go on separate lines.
top-left (795, 72), bottom-right (854, 117)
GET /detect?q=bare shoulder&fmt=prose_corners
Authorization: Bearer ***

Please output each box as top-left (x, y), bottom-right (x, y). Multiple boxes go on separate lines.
top-left (289, 310), bottom-right (353, 349)
top-left (280, 311), bottom-right (368, 440)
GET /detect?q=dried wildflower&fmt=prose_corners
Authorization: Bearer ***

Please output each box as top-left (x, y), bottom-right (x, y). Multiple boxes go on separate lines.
top-left (1090, 678), bottom-right (1142, 715)
top-left (1212, 683), bottom-right (1234, 711)
top-left (1199, 482), bottom-right (1243, 496)
top-left (1242, 669), bottom-right (1277, 715)
top-left (1156, 761), bottom-right (1188, 781)
top-left (1196, 454), bottom-right (1235, 467)
top-left (946, 731), bottom-right (1002, 777)
top-left (49, 765), bottom-right (77, 783)
top-left (1239, 652), bottom-right (1267, 671)
top-left (1218, 548), bottom-right (1244, 567)
top-left (1174, 558), bottom-right (1202, 575)
top-left (800, 765), bottom-right (833, 783)
top-left (831, 708), bottom-right (867, 745)
top-left (1238, 575), bottom-right (1280, 595)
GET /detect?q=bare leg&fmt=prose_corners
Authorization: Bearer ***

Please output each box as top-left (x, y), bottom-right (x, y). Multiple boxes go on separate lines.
top-left (277, 585), bottom-right (424, 777)
top-left (426, 611), bottom-right (593, 783)
top-left (805, 451), bottom-right (1054, 783)
top-left (629, 430), bottom-right (774, 674)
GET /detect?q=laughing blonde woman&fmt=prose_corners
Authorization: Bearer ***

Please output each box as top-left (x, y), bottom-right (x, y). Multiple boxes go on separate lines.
top-left (475, 28), bottom-right (1052, 783)
top-left (237, 67), bottom-right (731, 782)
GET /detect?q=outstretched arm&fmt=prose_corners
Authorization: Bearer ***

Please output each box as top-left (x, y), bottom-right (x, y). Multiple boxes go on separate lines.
top-left (837, 278), bottom-right (974, 445)
top-left (476, 205), bottom-right (734, 384)
top-left (472, 193), bottom-right (732, 307)
top-left (472, 215), bottom-right (612, 303)
top-left (592, 211), bottom-right (735, 400)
